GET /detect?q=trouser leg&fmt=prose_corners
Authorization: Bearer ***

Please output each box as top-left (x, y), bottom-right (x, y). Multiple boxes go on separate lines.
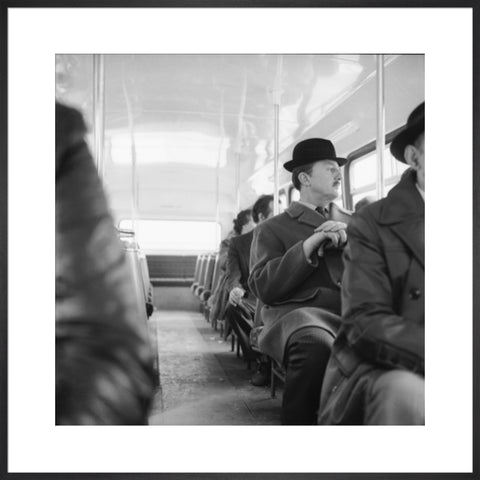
top-left (224, 304), bottom-right (254, 360)
top-left (282, 326), bottom-right (334, 425)
top-left (364, 370), bottom-right (425, 425)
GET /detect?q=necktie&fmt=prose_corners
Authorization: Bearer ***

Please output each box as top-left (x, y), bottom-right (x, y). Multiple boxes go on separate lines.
top-left (315, 206), bottom-right (328, 217)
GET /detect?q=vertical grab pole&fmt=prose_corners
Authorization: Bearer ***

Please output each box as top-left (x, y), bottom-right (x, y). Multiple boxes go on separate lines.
top-left (234, 70), bottom-right (247, 215)
top-left (376, 54), bottom-right (386, 200)
top-left (273, 103), bottom-right (280, 215)
top-left (235, 153), bottom-right (241, 214)
top-left (272, 54), bottom-right (283, 215)
top-left (216, 90), bottom-right (225, 245)
top-left (214, 150), bottom-right (220, 246)
top-left (93, 54), bottom-right (105, 179)
top-left (121, 57), bottom-right (138, 235)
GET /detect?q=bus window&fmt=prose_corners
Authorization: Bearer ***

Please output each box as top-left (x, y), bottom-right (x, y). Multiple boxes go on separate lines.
top-left (289, 185), bottom-right (300, 203)
top-left (347, 145), bottom-right (409, 208)
top-left (279, 191), bottom-right (288, 212)
top-left (118, 219), bottom-right (221, 254)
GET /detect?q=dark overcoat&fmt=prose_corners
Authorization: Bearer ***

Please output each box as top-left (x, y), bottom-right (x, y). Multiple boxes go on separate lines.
top-left (226, 230), bottom-right (253, 293)
top-left (226, 230), bottom-right (256, 310)
top-left (248, 201), bottom-right (349, 364)
top-left (319, 169), bottom-right (424, 424)
top-left (208, 232), bottom-right (235, 322)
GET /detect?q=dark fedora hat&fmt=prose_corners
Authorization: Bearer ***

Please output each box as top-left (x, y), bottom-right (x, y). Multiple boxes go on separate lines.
top-left (283, 138), bottom-right (347, 172)
top-left (390, 102), bottom-right (425, 163)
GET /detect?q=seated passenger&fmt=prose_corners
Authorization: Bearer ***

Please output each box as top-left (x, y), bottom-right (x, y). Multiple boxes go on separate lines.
top-left (249, 138), bottom-right (350, 424)
top-left (224, 195), bottom-right (274, 382)
top-left (318, 102), bottom-right (425, 425)
top-left (208, 209), bottom-right (255, 334)
top-left (56, 102), bottom-right (155, 424)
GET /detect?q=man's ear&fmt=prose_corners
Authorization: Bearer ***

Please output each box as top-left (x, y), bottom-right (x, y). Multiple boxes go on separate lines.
top-left (404, 144), bottom-right (419, 170)
top-left (299, 171), bottom-right (311, 187)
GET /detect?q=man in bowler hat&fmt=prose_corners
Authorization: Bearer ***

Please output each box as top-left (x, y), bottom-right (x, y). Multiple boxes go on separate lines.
top-left (318, 102), bottom-right (425, 425)
top-left (248, 137), bottom-right (351, 424)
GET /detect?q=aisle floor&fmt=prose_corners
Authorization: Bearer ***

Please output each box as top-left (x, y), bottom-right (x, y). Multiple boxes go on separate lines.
top-left (148, 310), bottom-right (282, 425)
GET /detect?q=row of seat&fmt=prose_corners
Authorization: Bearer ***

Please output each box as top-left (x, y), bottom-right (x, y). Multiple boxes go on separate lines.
top-left (146, 254), bottom-right (197, 287)
top-left (191, 252), bottom-right (285, 399)
top-left (191, 252), bottom-right (221, 324)
top-left (192, 250), bottom-right (241, 336)
top-left (118, 229), bottom-right (158, 384)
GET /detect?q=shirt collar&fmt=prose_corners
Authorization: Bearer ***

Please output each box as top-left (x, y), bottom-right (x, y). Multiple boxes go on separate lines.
top-left (297, 200), bottom-right (329, 216)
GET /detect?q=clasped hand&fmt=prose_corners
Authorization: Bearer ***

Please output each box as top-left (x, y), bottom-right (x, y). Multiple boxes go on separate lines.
top-left (229, 287), bottom-right (245, 306)
top-left (303, 220), bottom-right (348, 259)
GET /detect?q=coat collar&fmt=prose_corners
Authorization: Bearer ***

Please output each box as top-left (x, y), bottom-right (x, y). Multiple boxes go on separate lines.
top-left (286, 201), bottom-right (352, 228)
top-left (378, 169), bottom-right (424, 226)
top-left (379, 169), bottom-right (424, 267)
top-left (286, 201), bottom-right (324, 228)
top-left (235, 229), bottom-right (254, 246)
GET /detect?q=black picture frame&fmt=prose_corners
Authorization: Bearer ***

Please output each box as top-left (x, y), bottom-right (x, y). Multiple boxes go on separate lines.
top-left (1, 1), bottom-right (478, 479)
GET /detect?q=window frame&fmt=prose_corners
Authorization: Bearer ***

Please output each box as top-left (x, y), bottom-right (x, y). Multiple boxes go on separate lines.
top-left (117, 217), bottom-right (222, 255)
top-left (344, 125), bottom-right (405, 210)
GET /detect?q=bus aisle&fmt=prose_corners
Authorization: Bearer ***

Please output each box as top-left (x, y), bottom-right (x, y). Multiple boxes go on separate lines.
top-left (148, 310), bottom-right (281, 425)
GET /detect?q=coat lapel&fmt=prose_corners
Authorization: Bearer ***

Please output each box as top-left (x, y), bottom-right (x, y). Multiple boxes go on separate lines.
top-left (390, 220), bottom-right (424, 268)
top-left (329, 202), bottom-right (353, 224)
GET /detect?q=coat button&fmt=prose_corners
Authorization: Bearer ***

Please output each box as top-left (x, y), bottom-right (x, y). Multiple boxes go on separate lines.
top-left (409, 288), bottom-right (421, 300)
top-left (337, 280), bottom-right (342, 287)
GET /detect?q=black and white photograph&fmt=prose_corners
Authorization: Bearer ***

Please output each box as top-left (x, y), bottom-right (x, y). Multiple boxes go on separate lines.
top-left (2, 4), bottom-right (478, 478)
top-left (55, 52), bottom-right (425, 428)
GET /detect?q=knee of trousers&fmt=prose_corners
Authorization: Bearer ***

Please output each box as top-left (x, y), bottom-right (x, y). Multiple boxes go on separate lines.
top-left (370, 370), bottom-right (425, 406)
top-left (285, 327), bottom-right (334, 370)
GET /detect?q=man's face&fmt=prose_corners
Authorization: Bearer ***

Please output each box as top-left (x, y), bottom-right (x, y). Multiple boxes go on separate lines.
top-left (258, 201), bottom-right (274, 223)
top-left (266, 201), bottom-right (274, 219)
top-left (405, 132), bottom-right (425, 188)
top-left (414, 133), bottom-right (425, 185)
top-left (307, 160), bottom-right (342, 201)
top-left (242, 216), bottom-right (256, 234)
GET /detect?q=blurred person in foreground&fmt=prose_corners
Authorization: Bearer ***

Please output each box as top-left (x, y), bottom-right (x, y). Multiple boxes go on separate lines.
top-left (319, 102), bottom-right (425, 425)
top-left (56, 102), bottom-right (155, 425)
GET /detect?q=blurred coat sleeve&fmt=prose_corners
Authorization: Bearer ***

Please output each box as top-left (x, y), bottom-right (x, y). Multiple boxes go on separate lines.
top-left (55, 102), bottom-right (155, 425)
top-left (225, 239), bottom-right (243, 293)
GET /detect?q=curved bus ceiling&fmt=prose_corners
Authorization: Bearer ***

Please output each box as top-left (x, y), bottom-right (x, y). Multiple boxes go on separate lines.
top-left (56, 54), bottom-right (424, 237)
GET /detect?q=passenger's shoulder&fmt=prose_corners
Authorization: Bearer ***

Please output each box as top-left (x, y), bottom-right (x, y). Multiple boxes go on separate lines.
top-left (56, 102), bottom-right (88, 164)
top-left (355, 198), bottom-right (385, 220)
top-left (230, 231), bottom-right (251, 248)
top-left (257, 212), bottom-right (290, 231)
top-left (349, 199), bottom-right (386, 234)
top-left (56, 102), bottom-right (87, 140)
top-left (56, 102), bottom-right (91, 175)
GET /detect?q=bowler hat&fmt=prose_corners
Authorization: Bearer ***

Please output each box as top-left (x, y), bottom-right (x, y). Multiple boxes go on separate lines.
top-left (283, 138), bottom-right (347, 172)
top-left (390, 102), bottom-right (425, 163)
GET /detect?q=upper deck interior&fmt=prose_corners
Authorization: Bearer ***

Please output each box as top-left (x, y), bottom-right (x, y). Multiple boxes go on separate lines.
top-left (56, 54), bottom-right (424, 255)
